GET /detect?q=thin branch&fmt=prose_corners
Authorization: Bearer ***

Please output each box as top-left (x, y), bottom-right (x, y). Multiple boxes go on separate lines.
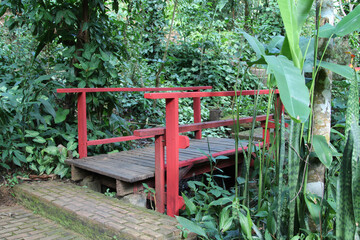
top-left (338, 0), bottom-right (347, 16)
top-left (155, 0), bottom-right (178, 87)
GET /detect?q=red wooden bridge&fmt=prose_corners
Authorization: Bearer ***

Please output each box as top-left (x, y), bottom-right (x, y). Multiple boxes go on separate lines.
top-left (57, 86), bottom-right (281, 217)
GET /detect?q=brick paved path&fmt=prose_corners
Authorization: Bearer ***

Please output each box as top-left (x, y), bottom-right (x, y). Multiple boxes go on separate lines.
top-left (13, 181), bottom-right (190, 239)
top-left (0, 205), bottom-right (84, 240)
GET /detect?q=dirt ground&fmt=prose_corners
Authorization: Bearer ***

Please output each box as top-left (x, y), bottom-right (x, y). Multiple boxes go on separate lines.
top-left (0, 176), bottom-right (16, 206)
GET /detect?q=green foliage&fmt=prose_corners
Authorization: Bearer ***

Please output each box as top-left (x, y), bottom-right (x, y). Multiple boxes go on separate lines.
top-left (104, 188), bottom-right (116, 198)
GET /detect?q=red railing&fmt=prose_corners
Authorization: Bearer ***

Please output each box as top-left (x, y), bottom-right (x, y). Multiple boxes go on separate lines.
top-left (56, 86), bottom-right (212, 158)
top-left (138, 89), bottom-right (281, 217)
top-left (57, 86), bottom-right (282, 217)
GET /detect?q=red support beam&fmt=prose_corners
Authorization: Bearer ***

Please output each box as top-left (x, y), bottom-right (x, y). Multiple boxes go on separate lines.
top-left (193, 89), bottom-right (202, 139)
top-left (165, 98), bottom-right (180, 217)
top-left (133, 115), bottom-right (274, 137)
top-left (87, 135), bottom-right (152, 146)
top-left (155, 135), bottom-right (165, 213)
top-left (178, 143), bottom-right (263, 168)
top-left (57, 86), bottom-right (212, 93)
top-left (144, 89), bottom-right (280, 99)
top-left (78, 92), bottom-right (87, 158)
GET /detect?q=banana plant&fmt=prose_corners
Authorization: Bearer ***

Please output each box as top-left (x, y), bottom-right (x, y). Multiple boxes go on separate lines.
top-left (240, 1), bottom-right (360, 238)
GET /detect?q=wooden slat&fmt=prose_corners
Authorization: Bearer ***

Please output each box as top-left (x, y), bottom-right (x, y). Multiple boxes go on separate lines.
top-left (66, 138), bottom-right (254, 183)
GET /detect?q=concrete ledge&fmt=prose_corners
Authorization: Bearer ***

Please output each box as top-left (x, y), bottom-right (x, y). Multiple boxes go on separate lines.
top-left (13, 181), bottom-right (186, 240)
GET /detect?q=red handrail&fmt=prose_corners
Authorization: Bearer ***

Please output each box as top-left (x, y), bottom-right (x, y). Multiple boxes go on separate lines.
top-left (143, 89), bottom-right (281, 217)
top-left (144, 89), bottom-right (279, 99)
top-left (57, 86), bottom-right (212, 158)
top-left (57, 86), bottom-right (212, 93)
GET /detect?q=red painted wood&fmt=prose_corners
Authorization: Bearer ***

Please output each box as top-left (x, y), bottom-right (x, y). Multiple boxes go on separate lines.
top-left (78, 92), bottom-right (88, 158)
top-left (178, 135), bottom-right (190, 149)
top-left (177, 143), bottom-right (263, 168)
top-left (57, 86), bottom-right (212, 93)
top-left (155, 135), bottom-right (165, 213)
top-left (165, 98), bottom-right (180, 217)
top-left (193, 90), bottom-right (202, 139)
top-left (87, 135), bottom-right (151, 146)
top-left (181, 155), bottom-right (255, 180)
top-left (144, 89), bottom-right (280, 99)
top-left (133, 128), bottom-right (166, 137)
top-left (133, 115), bottom-right (274, 137)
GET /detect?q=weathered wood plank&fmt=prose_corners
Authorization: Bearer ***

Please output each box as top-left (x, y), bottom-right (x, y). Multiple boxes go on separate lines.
top-left (66, 138), bottom-right (249, 183)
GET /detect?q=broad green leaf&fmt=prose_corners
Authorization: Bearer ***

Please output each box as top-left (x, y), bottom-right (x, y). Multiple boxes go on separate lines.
top-left (25, 130), bottom-right (40, 137)
top-left (43, 146), bottom-right (59, 156)
top-left (33, 136), bottom-right (46, 144)
top-left (35, 74), bottom-right (53, 83)
top-left (319, 61), bottom-right (355, 79)
top-left (66, 140), bottom-right (77, 151)
top-left (312, 135), bottom-right (333, 168)
top-left (264, 55), bottom-right (310, 122)
top-left (182, 193), bottom-right (196, 215)
top-left (255, 211), bottom-right (268, 217)
top-left (39, 98), bottom-right (56, 119)
top-left (55, 108), bottom-right (70, 124)
top-left (0, 162), bottom-right (11, 170)
top-left (267, 36), bottom-right (284, 52)
top-left (304, 194), bottom-right (321, 225)
top-left (335, 5), bottom-right (360, 37)
top-left (99, 48), bottom-right (110, 61)
top-left (216, 0), bottom-right (228, 11)
top-left (55, 10), bottom-right (64, 24)
top-left (13, 156), bottom-right (21, 167)
top-left (14, 150), bottom-right (27, 163)
top-left (337, 130), bottom-right (356, 239)
top-left (26, 146), bottom-right (34, 154)
top-left (277, 0), bottom-right (302, 67)
top-left (219, 209), bottom-right (232, 232)
top-left (237, 211), bottom-right (253, 239)
top-left (319, 23), bottom-right (336, 38)
top-left (240, 31), bottom-right (265, 59)
top-left (296, 0), bottom-right (315, 30)
top-left (209, 197), bottom-right (232, 206)
top-left (175, 216), bottom-right (208, 239)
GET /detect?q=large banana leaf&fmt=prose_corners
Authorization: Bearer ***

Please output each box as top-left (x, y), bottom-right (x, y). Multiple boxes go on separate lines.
top-left (296, 0), bottom-right (315, 30)
top-left (240, 31), bottom-right (265, 60)
top-left (277, 0), bottom-right (301, 67)
top-left (264, 55), bottom-right (310, 122)
top-left (319, 61), bottom-right (356, 80)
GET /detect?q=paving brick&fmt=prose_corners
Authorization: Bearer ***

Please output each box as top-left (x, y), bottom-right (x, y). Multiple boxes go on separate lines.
top-left (13, 181), bottom-right (187, 239)
top-left (0, 206), bottom-right (84, 240)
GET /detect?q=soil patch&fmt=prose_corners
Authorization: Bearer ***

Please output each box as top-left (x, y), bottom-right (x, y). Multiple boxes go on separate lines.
top-left (0, 183), bottom-right (16, 206)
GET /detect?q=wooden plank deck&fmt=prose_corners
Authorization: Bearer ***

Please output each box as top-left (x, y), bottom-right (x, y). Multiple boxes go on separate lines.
top-left (65, 137), bottom-right (250, 183)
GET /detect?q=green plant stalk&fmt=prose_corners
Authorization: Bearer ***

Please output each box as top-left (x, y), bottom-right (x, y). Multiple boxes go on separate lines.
top-left (276, 113), bottom-right (286, 238)
top-left (257, 88), bottom-right (274, 210)
top-left (243, 88), bottom-right (260, 207)
top-left (233, 86), bottom-right (241, 199)
top-left (274, 97), bottom-right (281, 186)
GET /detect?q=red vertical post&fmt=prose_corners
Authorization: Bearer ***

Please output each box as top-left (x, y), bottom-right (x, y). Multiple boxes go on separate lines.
top-left (155, 135), bottom-right (165, 213)
top-left (261, 121), bottom-right (270, 145)
top-left (193, 90), bottom-right (202, 139)
top-left (78, 92), bottom-right (88, 158)
top-left (165, 98), bottom-right (180, 217)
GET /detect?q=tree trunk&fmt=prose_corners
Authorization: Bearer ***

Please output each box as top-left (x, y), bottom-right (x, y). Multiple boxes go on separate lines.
top-left (307, 0), bottom-right (334, 230)
top-left (244, 0), bottom-right (250, 32)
